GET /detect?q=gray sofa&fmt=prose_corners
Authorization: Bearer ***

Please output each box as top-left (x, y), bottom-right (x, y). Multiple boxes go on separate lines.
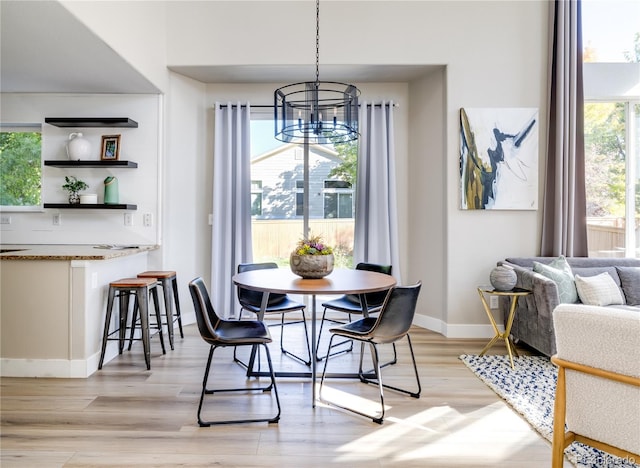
top-left (498, 257), bottom-right (640, 357)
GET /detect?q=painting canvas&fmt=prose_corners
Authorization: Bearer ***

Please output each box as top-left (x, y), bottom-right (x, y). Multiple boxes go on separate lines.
top-left (460, 107), bottom-right (539, 210)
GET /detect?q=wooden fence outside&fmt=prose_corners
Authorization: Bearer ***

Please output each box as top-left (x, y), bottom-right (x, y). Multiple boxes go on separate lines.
top-left (252, 219), bottom-right (355, 261)
top-left (252, 218), bottom-right (638, 260)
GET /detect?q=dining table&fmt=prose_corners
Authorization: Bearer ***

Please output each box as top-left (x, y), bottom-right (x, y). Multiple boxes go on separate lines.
top-left (232, 267), bottom-right (397, 406)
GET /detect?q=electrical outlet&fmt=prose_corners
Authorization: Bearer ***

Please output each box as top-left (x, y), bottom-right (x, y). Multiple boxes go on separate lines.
top-left (208, 214), bottom-right (213, 225)
top-left (490, 296), bottom-right (499, 309)
top-left (124, 213), bottom-right (133, 226)
top-left (143, 213), bottom-right (152, 227)
top-left (52, 213), bottom-right (61, 226)
top-left (0, 215), bottom-right (11, 224)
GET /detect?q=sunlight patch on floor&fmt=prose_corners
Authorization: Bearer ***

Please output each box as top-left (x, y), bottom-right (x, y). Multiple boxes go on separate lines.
top-left (326, 403), bottom-right (537, 464)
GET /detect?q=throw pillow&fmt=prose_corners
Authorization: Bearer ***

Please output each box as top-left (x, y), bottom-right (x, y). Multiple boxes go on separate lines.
top-left (616, 266), bottom-right (640, 306)
top-left (533, 256), bottom-right (578, 303)
top-left (575, 272), bottom-right (625, 306)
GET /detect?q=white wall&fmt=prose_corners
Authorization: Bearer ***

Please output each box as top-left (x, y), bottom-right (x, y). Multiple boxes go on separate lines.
top-left (4, 0), bottom-right (550, 338)
top-left (162, 1), bottom-right (548, 335)
top-left (0, 94), bottom-right (162, 246)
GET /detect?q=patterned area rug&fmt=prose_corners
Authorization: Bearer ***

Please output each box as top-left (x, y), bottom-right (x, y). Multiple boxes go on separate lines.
top-left (459, 354), bottom-right (639, 468)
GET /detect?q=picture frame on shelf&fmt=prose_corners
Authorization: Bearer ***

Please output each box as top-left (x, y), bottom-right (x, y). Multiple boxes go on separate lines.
top-left (101, 134), bottom-right (121, 160)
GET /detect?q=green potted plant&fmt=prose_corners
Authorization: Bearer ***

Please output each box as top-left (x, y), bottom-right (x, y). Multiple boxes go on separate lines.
top-left (290, 234), bottom-right (334, 279)
top-left (62, 175), bottom-right (89, 204)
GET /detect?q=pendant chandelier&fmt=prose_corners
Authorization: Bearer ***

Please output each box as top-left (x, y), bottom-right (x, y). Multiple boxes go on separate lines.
top-left (274, 0), bottom-right (360, 144)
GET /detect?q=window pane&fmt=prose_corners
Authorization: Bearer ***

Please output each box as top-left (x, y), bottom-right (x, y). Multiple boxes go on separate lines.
top-left (338, 193), bottom-right (353, 218)
top-left (324, 193), bottom-right (337, 218)
top-left (250, 114), bottom-right (356, 267)
top-left (585, 102), bottom-right (634, 256)
top-left (0, 129), bottom-right (42, 208)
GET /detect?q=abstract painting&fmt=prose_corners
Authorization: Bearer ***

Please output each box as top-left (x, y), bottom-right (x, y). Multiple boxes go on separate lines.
top-left (460, 107), bottom-right (539, 210)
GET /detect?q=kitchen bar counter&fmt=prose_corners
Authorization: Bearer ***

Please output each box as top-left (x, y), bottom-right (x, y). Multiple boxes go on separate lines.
top-left (0, 244), bottom-right (158, 261)
top-left (1, 244), bottom-right (157, 378)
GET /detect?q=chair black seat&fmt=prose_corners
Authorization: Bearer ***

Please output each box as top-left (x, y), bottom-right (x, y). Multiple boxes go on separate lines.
top-left (240, 296), bottom-right (308, 314)
top-left (320, 296), bottom-right (383, 314)
top-left (208, 319), bottom-right (272, 345)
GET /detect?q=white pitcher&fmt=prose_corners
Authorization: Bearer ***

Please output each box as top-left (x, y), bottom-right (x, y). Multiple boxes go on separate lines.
top-left (66, 132), bottom-right (91, 160)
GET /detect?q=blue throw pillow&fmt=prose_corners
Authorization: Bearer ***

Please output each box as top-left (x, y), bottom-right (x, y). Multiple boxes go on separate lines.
top-left (533, 256), bottom-right (578, 304)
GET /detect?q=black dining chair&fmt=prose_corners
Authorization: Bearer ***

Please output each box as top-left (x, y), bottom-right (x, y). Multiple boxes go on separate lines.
top-left (319, 282), bottom-right (422, 424)
top-left (235, 262), bottom-right (311, 366)
top-left (316, 262), bottom-right (393, 362)
top-left (189, 277), bottom-right (281, 426)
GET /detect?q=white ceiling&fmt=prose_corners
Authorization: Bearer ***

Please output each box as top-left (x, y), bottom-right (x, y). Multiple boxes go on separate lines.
top-left (1, 1), bottom-right (437, 94)
top-left (0, 1), bottom-right (159, 94)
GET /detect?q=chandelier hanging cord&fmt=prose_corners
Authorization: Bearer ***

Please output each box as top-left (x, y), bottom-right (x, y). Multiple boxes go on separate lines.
top-left (315, 0), bottom-right (320, 85)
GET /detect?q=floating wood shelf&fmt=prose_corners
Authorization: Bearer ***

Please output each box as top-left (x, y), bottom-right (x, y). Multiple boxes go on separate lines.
top-left (44, 203), bottom-right (137, 210)
top-left (44, 117), bottom-right (138, 128)
top-left (44, 160), bottom-right (138, 168)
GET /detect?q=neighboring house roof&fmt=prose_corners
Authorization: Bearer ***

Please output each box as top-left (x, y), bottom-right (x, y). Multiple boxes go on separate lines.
top-left (252, 143), bottom-right (340, 164)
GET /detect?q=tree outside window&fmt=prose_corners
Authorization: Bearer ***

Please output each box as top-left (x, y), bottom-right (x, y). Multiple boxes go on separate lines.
top-left (0, 129), bottom-right (42, 208)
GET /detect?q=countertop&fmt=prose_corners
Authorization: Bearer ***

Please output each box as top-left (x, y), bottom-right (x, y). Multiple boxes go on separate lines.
top-left (0, 244), bottom-right (158, 261)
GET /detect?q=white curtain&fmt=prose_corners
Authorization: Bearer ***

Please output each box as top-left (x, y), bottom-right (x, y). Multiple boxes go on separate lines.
top-left (211, 102), bottom-right (253, 318)
top-left (354, 101), bottom-right (402, 283)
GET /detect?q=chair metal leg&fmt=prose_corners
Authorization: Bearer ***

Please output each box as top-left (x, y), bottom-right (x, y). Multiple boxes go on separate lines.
top-left (319, 334), bottom-right (385, 424)
top-left (198, 344), bottom-right (281, 426)
top-left (320, 334), bottom-right (421, 423)
top-left (279, 309), bottom-right (312, 366)
top-left (359, 335), bottom-right (421, 399)
top-left (171, 277), bottom-right (184, 339)
top-left (98, 287), bottom-right (117, 370)
top-left (315, 308), bottom-right (354, 362)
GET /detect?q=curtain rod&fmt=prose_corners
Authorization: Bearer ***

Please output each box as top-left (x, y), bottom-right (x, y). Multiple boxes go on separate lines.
top-left (216, 103), bottom-right (399, 108)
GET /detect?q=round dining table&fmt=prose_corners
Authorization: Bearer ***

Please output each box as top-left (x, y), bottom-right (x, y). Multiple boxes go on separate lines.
top-left (232, 267), bottom-right (397, 406)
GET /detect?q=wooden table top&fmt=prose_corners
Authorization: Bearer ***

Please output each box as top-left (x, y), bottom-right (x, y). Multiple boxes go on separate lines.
top-left (233, 268), bottom-right (397, 295)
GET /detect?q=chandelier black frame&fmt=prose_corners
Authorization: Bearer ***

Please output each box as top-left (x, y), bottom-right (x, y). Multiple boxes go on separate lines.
top-left (274, 0), bottom-right (359, 144)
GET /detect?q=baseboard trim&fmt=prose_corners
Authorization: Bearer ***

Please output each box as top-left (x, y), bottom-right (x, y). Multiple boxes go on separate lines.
top-left (413, 314), bottom-right (504, 339)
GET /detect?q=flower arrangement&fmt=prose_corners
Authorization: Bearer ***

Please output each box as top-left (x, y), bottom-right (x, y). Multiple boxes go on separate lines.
top-left (294, 234), bottom-right (333, 256)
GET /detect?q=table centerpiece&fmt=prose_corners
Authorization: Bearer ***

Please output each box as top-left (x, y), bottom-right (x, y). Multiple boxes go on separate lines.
top-left (290, 235), bottom-right (334, 279)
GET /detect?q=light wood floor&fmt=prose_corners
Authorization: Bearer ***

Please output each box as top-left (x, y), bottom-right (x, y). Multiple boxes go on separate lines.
top-left (1, 318), bottom-right (571, 467)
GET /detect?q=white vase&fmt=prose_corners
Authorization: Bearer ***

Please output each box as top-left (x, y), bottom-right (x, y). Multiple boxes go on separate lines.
top-left (290, 253), bottom-right (334, 279)
top-left (66, 132), bottom-right (91, 160)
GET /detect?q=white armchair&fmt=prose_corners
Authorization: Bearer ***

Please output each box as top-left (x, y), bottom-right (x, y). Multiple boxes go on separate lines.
top-left (551, 304), bottom-right (640, 468)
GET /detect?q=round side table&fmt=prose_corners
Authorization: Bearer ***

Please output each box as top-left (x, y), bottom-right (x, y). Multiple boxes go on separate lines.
top-left (477, 286), bottom-right (531, 369)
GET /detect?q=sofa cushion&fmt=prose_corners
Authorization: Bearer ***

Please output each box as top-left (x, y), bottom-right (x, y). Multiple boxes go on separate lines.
top-left (575, 272), bottom-right (625, 306)
top-left (616, 266), bottom-right (640, 306)
top-left (533, 256), bottom-right (578, 303)
top-left (572, 266), bottom-right (621, 286)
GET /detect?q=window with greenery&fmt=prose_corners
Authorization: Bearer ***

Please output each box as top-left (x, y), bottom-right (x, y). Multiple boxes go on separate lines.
top-left (583, 1), bottom-right (639, 257)
top-left (0, 127), bottom-right (42, 209)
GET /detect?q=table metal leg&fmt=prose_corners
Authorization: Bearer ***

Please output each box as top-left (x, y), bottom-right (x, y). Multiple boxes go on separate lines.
top-left (311, 294), bottom-right (317, 407)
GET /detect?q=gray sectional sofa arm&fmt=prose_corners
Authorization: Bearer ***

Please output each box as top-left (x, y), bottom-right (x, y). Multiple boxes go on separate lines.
top-left (496, 257), bottom-right (640, 357)
top-left (498, 262), bottom-right (561, 356)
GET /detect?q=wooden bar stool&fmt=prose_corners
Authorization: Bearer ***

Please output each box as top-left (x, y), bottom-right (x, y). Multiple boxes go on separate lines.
top-left (137, 271), bottom-right (184, 350)
top-left (98, 277), bottom-right (165, 370)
